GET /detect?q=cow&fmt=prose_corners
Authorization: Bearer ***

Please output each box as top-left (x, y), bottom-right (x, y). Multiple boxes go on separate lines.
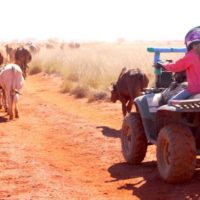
top-left (68, 42), bottom-right (80, 49)
top-left (25, 42), bottom-right (40, 54)
top-left (0, 52), bottom-right (4, 65)
top-left (0, 64), bottom-right (24, 120)
top-left (14, 47), bottom-right (32, 79)
top-left (5, 44), bottom-right (16, 63)
top-left (110, 68), bottom-right (149, 116)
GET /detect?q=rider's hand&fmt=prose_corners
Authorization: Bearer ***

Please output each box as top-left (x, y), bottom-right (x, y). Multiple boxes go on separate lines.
top-left (154, 61), bottom-right (165, 70)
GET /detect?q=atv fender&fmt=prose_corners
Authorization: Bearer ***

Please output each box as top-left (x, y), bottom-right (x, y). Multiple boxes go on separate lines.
top-left (134, 93), bottom-right (162, 141)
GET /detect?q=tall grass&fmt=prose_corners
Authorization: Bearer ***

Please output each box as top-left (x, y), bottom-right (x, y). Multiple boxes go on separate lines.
top-left (29, 41), bottom-right (185, 100)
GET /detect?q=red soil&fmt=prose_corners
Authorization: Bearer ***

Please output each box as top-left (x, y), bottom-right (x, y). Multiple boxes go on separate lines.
top-left (0, 73), bottom-right (199, 200)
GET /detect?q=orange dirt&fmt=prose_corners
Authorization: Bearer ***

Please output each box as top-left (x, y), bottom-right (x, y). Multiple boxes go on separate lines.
top-left (0, 73), bottom-right (199, 200)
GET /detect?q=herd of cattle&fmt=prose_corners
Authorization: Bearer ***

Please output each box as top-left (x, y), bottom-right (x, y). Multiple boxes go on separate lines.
top-left (0, 42), bottom-right (150, 120)
top-left (0, 43), bottom-right (149, 121)
top-left (0, 40), bottom-right (81, 121)
top-left (0, 45), bottom-right (32, 120)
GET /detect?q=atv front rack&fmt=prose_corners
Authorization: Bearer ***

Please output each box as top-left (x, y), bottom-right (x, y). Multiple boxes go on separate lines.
top-left (168, 99), bottom-right (200, 110)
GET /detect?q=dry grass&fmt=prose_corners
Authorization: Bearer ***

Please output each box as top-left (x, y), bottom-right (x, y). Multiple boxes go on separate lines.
top-left (29, 40), bottom-right (185, 100)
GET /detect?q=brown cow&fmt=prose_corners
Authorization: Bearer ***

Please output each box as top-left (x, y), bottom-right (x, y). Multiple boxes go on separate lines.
top-left (25, 42), bottom-right (40, 54)
top-left (14, 47), bottom-right (32, 79)
top-left (110, 68), bottom-right (149, 116)
top-left (5, 44), bottom-right (16, 63)
top-left (68, 42), bottom-right (80, 49)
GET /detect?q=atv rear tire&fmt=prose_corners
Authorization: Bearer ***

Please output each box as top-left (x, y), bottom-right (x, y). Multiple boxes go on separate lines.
top-left (121, 113), bottom-right (147, 164)
top-left (157, 123), bottom-right (196, 183)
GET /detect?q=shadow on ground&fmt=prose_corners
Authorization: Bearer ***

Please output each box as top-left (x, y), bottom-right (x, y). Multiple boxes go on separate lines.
top-left (107, 160), bottom-right (200, 200)
top-left (0, 116), bottom-right (8, 123)
top-left (97, 126), bottom-right (120, 138)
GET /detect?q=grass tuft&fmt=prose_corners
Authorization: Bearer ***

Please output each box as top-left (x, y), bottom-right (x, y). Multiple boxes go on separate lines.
top-left (70, 85), bottom-right (89, 99)
top-left (88, 89), bottom-right (109, 102)
top-left (29, 65), bottom-right (42, 75)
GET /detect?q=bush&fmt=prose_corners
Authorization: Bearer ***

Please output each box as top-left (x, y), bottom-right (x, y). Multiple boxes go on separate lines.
top-left (88, 89), bottom-right (109, 102)
top-left (70, 85), bottom-right (89, 98)
top-left (60, 80), bottom-right (74, 93)
top-left (29, 65), bottom-right (42, 75)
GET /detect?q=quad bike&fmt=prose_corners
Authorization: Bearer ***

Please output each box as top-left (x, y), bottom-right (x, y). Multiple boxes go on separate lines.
top-left (121, 47), bottom-right (200, 183)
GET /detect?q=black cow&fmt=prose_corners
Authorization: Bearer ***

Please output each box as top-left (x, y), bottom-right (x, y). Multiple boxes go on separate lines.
top-left (110, 68), bottom-right (149, 116)
top-left (15, 47), bottom-right (32, 79)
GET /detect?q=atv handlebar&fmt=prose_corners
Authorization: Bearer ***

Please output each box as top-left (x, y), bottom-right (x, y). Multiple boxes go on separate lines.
top-left (147, 47), bottom-right (186, 88)
top-left (147, 47), bottom-right (186, 64)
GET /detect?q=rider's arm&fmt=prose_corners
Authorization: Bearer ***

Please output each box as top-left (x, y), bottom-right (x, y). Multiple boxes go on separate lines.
top-left (163, 52), bottom-right (192, 72)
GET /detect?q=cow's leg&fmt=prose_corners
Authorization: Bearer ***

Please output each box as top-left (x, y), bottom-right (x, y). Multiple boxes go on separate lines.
top-left (0, 89), bottom-right (3, 109)
top-left (10, 96), bottom-right (14, 120)
top-left (15, 106), bottom-right (19, 118)
top-left (4, 90), bottom-right (8, 114)
top-left (14, 93), bottom-right (19, 118)
top-left (0, 89), bottom-right (6, 111)
top-left (119, 96), bottom-right (128, 116)
top-left (127, 99), bottom-right (133, 113)
top-left (5, 89), bottom-right (13, 119)
top-left (121, 98), bottom-right (129, 117)
top-left (122, 102), bottom-right (127, 117)
top-left (2, 89), bottom-right (7, 112)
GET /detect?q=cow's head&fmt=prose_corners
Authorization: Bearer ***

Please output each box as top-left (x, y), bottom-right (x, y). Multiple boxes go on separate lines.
top-left (109, 83), bottom-right (118, 103)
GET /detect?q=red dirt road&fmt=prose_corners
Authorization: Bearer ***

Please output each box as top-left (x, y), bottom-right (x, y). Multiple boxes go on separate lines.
top-left (0, 73), bottom-right (200, 200)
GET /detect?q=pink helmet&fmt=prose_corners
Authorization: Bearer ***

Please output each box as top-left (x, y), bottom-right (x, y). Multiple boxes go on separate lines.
top-left (185, 26), bottom-right (200, 50)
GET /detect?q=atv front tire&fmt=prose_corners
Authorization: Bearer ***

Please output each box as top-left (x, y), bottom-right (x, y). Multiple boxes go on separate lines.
top-left (121, 113), bottom-right (147, 164)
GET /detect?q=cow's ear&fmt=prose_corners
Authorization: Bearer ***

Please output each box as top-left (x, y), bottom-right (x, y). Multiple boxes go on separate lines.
top-left (108, 83), bottom-right (115, 91)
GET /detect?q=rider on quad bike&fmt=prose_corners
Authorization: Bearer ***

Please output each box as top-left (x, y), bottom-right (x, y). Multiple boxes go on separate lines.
top-left (157, 26), bottom-right (200, 102)
top-left (120, 26), bottom-right (200, 183)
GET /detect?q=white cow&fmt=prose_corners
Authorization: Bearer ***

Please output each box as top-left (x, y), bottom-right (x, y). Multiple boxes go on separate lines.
top-left (0, 64), bottom-right (24, 120)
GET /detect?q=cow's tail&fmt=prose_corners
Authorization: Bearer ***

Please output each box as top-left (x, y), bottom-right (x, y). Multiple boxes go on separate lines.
top-left (118, 67), bottom-right (127, 79)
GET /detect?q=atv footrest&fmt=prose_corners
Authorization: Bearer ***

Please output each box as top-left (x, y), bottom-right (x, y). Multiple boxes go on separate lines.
top-left (168, 99), bottom-right (200, 110)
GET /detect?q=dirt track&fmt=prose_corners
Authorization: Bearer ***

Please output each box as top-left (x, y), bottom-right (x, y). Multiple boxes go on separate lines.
top-left (0, 73), bottom-right (200, 200)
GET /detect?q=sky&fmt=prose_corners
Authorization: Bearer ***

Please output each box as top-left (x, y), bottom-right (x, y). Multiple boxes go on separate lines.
top-left (1, 0), bottom-right (200, 42)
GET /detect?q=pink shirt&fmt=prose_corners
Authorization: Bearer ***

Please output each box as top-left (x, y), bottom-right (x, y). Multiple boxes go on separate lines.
top-left (164, 49), bottom-right (200, 94)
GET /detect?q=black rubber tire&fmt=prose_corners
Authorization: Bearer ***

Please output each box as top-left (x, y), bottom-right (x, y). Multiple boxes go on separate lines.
top-left (157, 123), bottom-right (196, 183)
top-left (121, 113), bottom-right (147, 164)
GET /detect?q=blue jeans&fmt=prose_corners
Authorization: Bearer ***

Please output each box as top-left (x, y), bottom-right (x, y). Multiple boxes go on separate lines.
top-left (170, 89), bottom-right (192, 100)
